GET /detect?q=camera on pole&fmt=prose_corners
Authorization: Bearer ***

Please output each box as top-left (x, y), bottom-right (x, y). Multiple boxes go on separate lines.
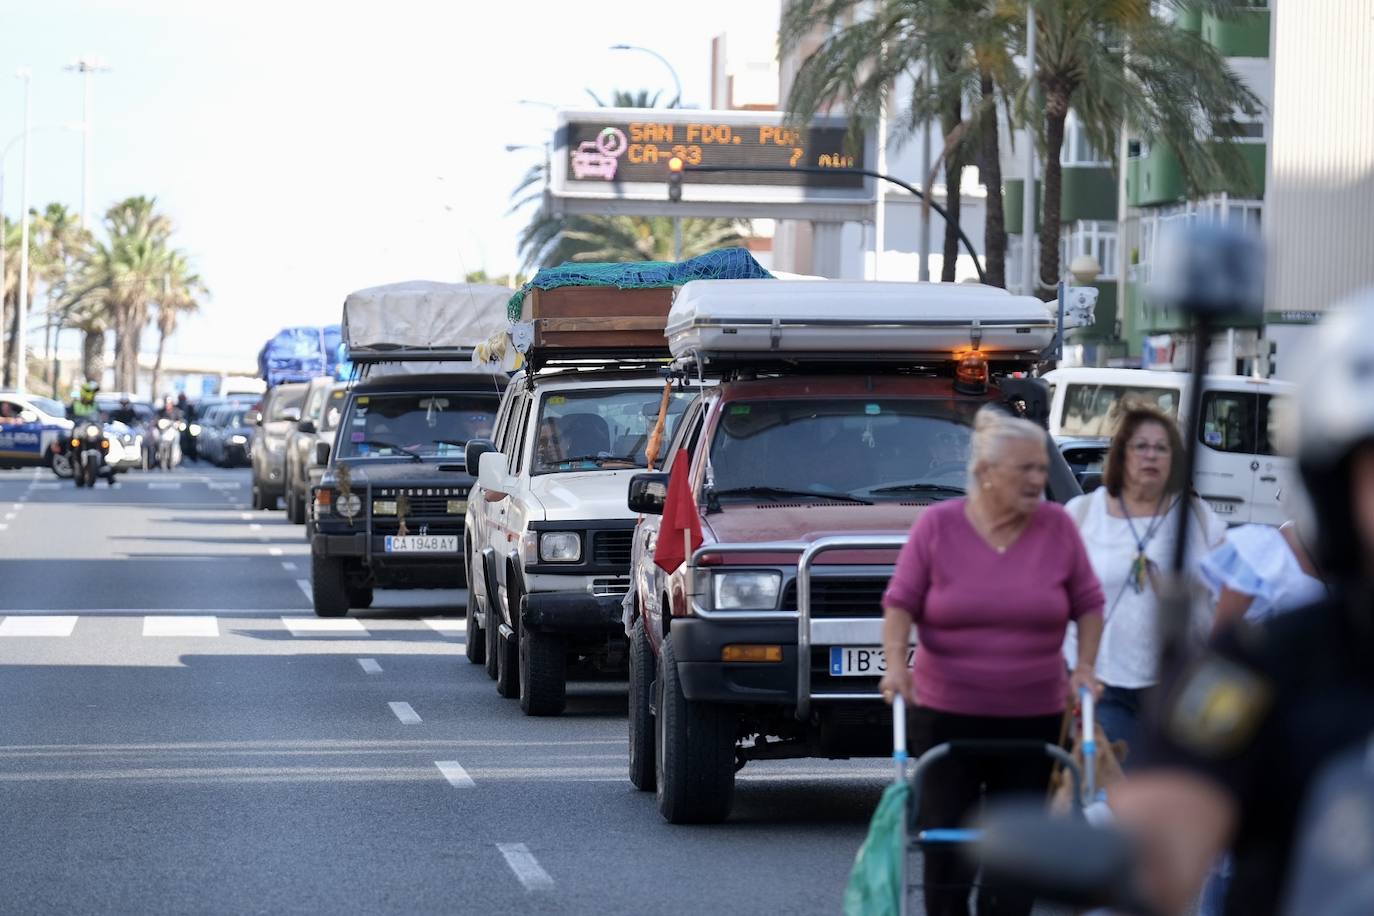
top-left (667, 156), bottom-right (684, 202)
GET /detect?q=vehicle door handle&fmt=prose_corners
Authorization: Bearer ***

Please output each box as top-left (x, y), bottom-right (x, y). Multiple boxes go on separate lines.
top-left (1260, 475), bottom-right (1278, 482)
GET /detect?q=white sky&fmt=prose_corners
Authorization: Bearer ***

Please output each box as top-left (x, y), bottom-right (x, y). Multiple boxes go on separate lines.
top-left (0, 0), bottom-right (782, 363)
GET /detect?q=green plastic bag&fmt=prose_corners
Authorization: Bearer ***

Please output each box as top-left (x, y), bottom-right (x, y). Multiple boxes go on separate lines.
top-left (843, 780), bottom-right (911, 916)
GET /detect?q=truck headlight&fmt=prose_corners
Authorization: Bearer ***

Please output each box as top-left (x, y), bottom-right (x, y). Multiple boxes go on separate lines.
top-left (230, 434), bottom-right (248, 445)
top-left (713, 572), bottom-right (782, 610)
top-left (189, 424), bottom-right (201, 437)
top-left (539, 532), bottom-right (582, 563)
top-left (336, 492), bottom-right (362, 519)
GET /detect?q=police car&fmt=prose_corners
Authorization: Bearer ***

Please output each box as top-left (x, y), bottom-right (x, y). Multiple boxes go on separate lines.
top-left (0, 392), bottom-right (72, 471)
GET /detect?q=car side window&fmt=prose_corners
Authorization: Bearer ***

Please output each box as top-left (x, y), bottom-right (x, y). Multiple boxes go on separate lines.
top-left (663, 398), bottom-right (706, 472)
top-left (1199, 391), bottom-right (1257, 454)
top-left (305, 385), bottom-right (328, 422)
top-left (498, 393), bottom-right (525, 458)
top-left (510, 398), bottom-right (533, 476)
top-left (492, 387), bottom-right (519, 450)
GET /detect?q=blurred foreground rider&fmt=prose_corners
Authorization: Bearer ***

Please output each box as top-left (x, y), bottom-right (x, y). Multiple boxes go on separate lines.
top-left (1112, 291), bottom-right (1374, 915)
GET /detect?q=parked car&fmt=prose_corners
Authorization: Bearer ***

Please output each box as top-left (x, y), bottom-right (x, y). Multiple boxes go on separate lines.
top-left (0, 391), bottom-right (72, 471)
top-left (465, 369), bottom-right (695, 715)
top-left (249, 382), bottom-right (307, 509)
top-left (284, 376), bottom-right (337, 525)
top-left (309, 372), bottom-right (504, 615)
top-left (212, 404), bottom-right (254, 467)
top-left (304, 386), bottom-right (347, 537)
top-left (1043, 367), bottom-right (1295, 524)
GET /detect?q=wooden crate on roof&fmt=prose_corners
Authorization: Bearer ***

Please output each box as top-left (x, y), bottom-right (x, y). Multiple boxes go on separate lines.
top-left (526, 285), bottom-right (675, 351)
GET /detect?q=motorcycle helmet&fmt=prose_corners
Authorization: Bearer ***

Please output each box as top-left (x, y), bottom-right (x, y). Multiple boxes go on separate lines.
top-left (1289, 288), bottom-right (1374, 578)
top-left (80, 380), bottom-right (100, 399)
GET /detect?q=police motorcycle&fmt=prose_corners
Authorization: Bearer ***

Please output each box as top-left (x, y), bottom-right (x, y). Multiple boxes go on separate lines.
top-left (69, 421), bottom-right (113, 488)
top-left (153, 417), bottom-right (183, 470)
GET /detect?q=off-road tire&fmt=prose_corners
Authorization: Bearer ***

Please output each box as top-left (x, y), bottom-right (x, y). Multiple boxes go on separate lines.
top-left (483, 555), bottom-right (501, 679)
top-left (628, 616), bottom-right (656, 791)
top-left (286, 482), bottom-right (303, 524)
top-left (519, 628), bottom-right (567, 717)
top-left (464, 551), bottom-right (486, 665)
top-left (656, 634), bottom-right (737, 824)
top-left (251, 479), bottom-right (266, 511)
top-left (311, 554), bottom-right (350, 618)
top-left (495, 625), bottom-right (520, 698)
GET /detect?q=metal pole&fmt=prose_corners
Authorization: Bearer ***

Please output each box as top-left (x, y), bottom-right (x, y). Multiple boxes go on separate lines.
top-left (81, 68), bottom-right (90, 231)
top-left (874, 84), bottom-right (887, 281)
top-left (0, 159), bottom-right (6, 388)
top-left (609, 45), bottom-right (682, 108)
top-left (17, 69), bottom-right (31, 394)
top-left (1021, 4), bottom-right (1038, 295)
top-left (673, 216), bottom-right (682, 261)
top-left (918, 56), bottom-right (932, 282)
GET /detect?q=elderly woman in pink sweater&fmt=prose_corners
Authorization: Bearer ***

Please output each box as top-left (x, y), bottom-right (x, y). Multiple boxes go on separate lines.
top-left (879, 406), bottom-right (1104, 916)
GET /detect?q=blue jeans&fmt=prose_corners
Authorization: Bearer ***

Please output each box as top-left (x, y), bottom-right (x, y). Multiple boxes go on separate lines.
top-left (1096, 684), bottom-right (1154, 762)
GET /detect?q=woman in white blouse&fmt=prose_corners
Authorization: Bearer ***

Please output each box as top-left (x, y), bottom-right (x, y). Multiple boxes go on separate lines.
top-left (1065, 406), bottom-right (1226, 751)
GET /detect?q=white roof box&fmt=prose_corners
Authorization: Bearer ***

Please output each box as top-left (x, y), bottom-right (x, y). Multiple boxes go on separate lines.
top-left (666, 279), bottom-right (1056, 368)
top-left (343, 281), bottom-right (513, 363)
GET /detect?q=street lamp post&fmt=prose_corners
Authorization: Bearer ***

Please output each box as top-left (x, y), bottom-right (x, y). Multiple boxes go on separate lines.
top-left (15, 68), bottom-right (31, 393)
top-left (1021, 4), bottom-right (1038, 295)
top-left (608, 44), bottom-right (682, 108)
top-left (65, 56), bottom-right (110, 232)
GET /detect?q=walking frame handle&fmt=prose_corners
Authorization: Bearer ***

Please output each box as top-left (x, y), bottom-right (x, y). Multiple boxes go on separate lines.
top-left (892, 694), bottom-right (907, 781)
top-left (1079, 685), bottom-right (1097, 803)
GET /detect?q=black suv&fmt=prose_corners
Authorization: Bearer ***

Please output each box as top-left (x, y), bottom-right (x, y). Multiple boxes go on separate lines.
top-left (309, 372), bottom-right (505, 616)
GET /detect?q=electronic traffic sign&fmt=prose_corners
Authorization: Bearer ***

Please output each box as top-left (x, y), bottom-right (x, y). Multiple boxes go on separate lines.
top-left (548, 108), bottom-right (875, 221)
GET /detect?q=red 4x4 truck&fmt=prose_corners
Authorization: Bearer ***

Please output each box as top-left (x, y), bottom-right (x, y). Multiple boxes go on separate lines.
top-left (622, 279), bottom-right (1086, 824)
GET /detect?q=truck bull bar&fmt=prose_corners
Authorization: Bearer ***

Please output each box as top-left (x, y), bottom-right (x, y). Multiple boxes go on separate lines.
top-left (688, 534), bottom-right (910, 721)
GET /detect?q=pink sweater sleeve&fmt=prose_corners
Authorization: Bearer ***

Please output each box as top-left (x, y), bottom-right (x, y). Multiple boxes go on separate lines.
top-left (882, 511), bottom-right (933, 620)
top-left (1060, 509), bottom-right (1105, 620)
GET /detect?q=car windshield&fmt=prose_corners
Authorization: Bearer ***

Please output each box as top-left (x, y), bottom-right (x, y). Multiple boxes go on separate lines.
top-left (267, 388), bottom-right (306, 421)
top-left (1059, 383), bottom-right (1179, 437)
top-left (336, 392), bottom-right (499, 460)
top-left (224, 409), bottom-right (248, 427)
top-left (29, 395), bottom-right (65, 418)
top-left (533, 387), bottom-right (694, 474)
top-left (320, 390), bottom-right (347, 432)
top-left (708, 397), bottom-right (982, 502)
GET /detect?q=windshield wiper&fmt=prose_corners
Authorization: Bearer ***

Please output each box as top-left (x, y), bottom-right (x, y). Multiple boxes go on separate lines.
top-left (867, 483), bottom-right (965, 497)
top-left (432, 439), bottom-right (468, 448)
top-left (549, 454), bottom-right (638, 467)
top-left (356, 439), bottom-right (422, 461)
top-left (712, 486), bottom-right (873, 505)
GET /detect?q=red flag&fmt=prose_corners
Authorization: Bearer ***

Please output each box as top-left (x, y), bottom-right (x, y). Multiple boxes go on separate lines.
top-left (653, 449), bottom-right (704, 573)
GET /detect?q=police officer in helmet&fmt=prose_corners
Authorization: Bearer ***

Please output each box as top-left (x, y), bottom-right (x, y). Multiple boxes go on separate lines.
top-left (71, 380), bottom-right (101, 420)
top-left (1113, 291), bottom-right (1374, 915)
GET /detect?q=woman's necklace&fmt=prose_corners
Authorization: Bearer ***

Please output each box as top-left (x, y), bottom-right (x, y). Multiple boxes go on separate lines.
top-left (1118, 491), bottom-right (1172, 593)
top-left (971, 500), bottom-right (1025, 554)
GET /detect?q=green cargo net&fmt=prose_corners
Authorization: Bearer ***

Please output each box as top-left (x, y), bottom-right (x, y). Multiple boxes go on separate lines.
top-left (507, 247), bottom-right (772, 322)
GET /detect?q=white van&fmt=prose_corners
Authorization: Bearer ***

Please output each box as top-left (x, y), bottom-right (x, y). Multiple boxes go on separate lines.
top-left (1043, 367), bottom-right (1294, 526)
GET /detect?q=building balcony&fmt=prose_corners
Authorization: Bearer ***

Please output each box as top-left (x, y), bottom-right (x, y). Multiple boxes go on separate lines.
top-left (1006, 166), bottom-right (1118, 232)
top-left (1127, 143), bottom-right (1266, 208)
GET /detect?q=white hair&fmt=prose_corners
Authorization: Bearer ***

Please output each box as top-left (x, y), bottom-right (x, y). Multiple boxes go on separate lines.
top-left (967, 404), bottom-right (1047, 493)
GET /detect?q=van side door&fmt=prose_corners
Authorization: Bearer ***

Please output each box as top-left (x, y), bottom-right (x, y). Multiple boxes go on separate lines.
top-left (1195, 389), bottom-right (1259, 524)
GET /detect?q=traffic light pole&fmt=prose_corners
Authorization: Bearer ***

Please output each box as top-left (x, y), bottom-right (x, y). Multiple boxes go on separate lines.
top-left (671, 163), bottom-right (986, 284)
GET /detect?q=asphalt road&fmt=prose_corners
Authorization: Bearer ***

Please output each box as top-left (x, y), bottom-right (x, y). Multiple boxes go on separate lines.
top-left (0, 463), bottom-right (899, 915)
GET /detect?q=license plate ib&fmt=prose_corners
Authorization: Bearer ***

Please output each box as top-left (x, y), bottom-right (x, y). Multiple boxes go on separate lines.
top-left (829, 646), bottom-right (915, 677)
top-left (384, 535), bottom-right (458, 553)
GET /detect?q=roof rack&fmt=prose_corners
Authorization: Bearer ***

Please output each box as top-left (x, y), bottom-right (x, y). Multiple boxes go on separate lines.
top-left (342, 281), bottom-right (512, 367)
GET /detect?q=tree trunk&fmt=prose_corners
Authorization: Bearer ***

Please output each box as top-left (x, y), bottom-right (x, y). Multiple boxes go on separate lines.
top-left (1038, 89), bottom-right (1071, 296)
top-left (2, 294), bottom-right (15, 388)
top-left (150, 328), bottom-right (167, 401)
top-left (82, 329), bottom-right (106, 383)
top-left (980, 70), bottom-right (1006, 289)
top-left (940, 107), bottom-right (964, 283)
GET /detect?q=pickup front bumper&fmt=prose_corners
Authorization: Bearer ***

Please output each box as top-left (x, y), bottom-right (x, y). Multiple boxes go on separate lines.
top-left (311, 529), bottom-right (465, 588)
top-left (521, 591), bottom-right (624, 636)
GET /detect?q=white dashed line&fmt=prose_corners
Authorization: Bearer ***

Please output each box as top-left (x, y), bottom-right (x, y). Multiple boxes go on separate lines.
top-left (33, 482), bottom-right (60, 490)
top-left (147, 482), bottom-right (181, 490)
top-left (282, 562), bottom-right (298, 572)
top-left (249, 523), bottom-right (262, 531)
top-left (296, 579), bottom-right (312, 600)
top-left (269, 547), bottom-right (283, 556)
top-left (435, 760), bottom-right (475, 788)
top-left (208, 482), bottom-right (241, 490)
top-left (4, 513), bottom-right (14, 520)
top-left (357, 658), bottom-right (382, 674)
top-left (240, 512), bottom-right (253, 520)
top-left (0, 616), bottom-right (79, 637)
top-left (497, 843), bottom-right (554, 890)
top-left (423, 619), bottom-right (466, 635)
top-left (388, 701), bottom-right (422, 724)
top-left (0, 524), bottom-right (7, 531)
top-left (143, 616), bottom-right (219, 637)
top-left (281, 616), bottom-right (367, 636)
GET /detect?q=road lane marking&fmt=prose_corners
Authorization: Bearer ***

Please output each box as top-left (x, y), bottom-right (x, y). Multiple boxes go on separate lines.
top-left (0, 524), bottom-right (7, 531)
top-left (497, 843), bottom-right (554, 890)
top-left (282, 562), bottom-right (298, 571)
top-left (357, 658), bottom-right (382, 674)
top-left (281, 616), bottom-right (367, 636)
top-left (435, 760), bottom-right (475, 788)
top-left (249, 523), bottom-right (262, 531)
top-left (0, 616), bottom-right (79, 637)
top-left (147, 482), bottom-right (181, 490)
top-left (388, 701), bottom-right (421, 724)
top-left (240, 512), bottom-right (253, 520)
top-left (269, 547), bottom-right (283, 556)
top-left (423, 619), bottom-right (466, 635)
top-left (143, 616), bottom-right (219, 637)
top-left (208, 482), bottom-right (241, 490)
top-left (296, 579), bottom-right (312, 600)
top-left (33, 483), bottom-right (60, 490)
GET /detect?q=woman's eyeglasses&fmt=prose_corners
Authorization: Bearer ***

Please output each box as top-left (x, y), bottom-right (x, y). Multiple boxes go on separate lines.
top-left (1127, 441), bottom-right (1171, 456)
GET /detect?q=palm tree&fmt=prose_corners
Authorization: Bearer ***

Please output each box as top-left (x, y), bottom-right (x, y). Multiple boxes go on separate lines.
top-left (1, 212), bottom-right (46, 387)
top-left (512, 89), bottom-right (751, 271)
top-left (783, 0), bottom-right (1021, 286)
top-left (1028, 1), bottom-right (1262, 293)
top-left (67, 196), bottom-right (174, 392)
top-left (149, 250), bottom-right (206, 398)
top-left (32, 203), bottom-right (93, 388)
